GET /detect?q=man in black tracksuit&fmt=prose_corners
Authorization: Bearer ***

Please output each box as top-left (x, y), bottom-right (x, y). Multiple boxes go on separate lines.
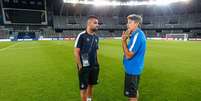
top-left (74, 16), bottom-right (99, 101)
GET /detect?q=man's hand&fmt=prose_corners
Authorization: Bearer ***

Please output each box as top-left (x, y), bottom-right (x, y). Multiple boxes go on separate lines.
top-left (78, 64), bottom-right (82, 71)
top-left (74, 48), bottom-right (83, 71)
top-left (122, 30), bottom-right (131, 41)
top-left (121, 30), bottom-right (134, 59)
top-left (122, 31), bottom-right (128, 41)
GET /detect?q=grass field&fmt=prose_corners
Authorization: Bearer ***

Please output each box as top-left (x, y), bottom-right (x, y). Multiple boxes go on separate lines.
top-left (0, 40), bottom-right (201, 101)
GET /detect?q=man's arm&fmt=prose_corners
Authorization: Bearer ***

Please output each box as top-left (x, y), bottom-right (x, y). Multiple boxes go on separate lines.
top-left (122, 41), bottom-right (134, 59)
top-left (96, 50), bottom-right (99, 65)
top-left (74, 48), bottom-right (82, 70)
top-left (97, 37), bottom-right (99, 64)
top-left (122, 31), bottom-right (134, 59)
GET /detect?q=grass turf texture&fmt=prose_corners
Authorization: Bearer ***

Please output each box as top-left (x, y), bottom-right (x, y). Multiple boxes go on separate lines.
top-left (0, 40), bottom-right (201, 101)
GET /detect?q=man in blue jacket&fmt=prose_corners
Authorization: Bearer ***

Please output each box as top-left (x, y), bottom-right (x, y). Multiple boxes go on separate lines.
top-left (122, 14), bottom-right (146, 101)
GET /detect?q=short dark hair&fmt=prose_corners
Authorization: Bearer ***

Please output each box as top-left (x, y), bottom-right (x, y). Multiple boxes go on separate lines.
top-left (87, 15), bottom-right (98, 20)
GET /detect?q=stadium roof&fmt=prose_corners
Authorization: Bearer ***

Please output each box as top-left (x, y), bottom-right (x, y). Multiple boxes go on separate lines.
top-left (62, 0), bottom-right (190, 6)
top-left (47, 0), bottom-right (201, 16)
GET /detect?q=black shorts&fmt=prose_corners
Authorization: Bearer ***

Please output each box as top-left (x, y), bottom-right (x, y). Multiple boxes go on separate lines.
top-left (78, 66), bottom-right (99, 90)
top-left (124, 73), bottom-right (140, 98)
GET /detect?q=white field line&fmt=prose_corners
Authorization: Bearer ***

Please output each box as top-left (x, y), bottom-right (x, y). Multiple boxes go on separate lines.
top-left (11, 46), bottom-right (56, 50)
top-left (0, 42), bottom-right (67, 51)
top-left (1, 45), bottom-right (66, 50)
top-left (0, 42), bottom-right (21, 52)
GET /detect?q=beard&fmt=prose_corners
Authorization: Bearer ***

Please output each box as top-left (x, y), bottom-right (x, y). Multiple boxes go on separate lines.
top-left (91, 28), bottom-right (98, 32)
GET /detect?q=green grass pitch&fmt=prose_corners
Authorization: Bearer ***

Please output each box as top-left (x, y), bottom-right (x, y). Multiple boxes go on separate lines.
top-left (0, 40), bottom-right (201, 101)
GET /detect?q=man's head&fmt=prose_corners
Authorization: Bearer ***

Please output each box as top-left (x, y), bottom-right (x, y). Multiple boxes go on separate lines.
top-left (87, 15), bottom-right (99, 32)
top-left (127, 14), bottom-right (142, 32)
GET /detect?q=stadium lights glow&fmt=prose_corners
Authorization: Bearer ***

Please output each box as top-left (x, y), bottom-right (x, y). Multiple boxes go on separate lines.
top-left (63, 0), bottom-right (190, 6)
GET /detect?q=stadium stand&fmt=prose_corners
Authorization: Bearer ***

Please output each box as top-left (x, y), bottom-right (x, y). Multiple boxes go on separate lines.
top-left (0, 0), bottom-right (200, 41)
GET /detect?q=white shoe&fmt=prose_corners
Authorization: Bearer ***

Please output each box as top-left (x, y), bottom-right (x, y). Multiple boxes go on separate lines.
top-left (87, 97), bottom-right (92, 101)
